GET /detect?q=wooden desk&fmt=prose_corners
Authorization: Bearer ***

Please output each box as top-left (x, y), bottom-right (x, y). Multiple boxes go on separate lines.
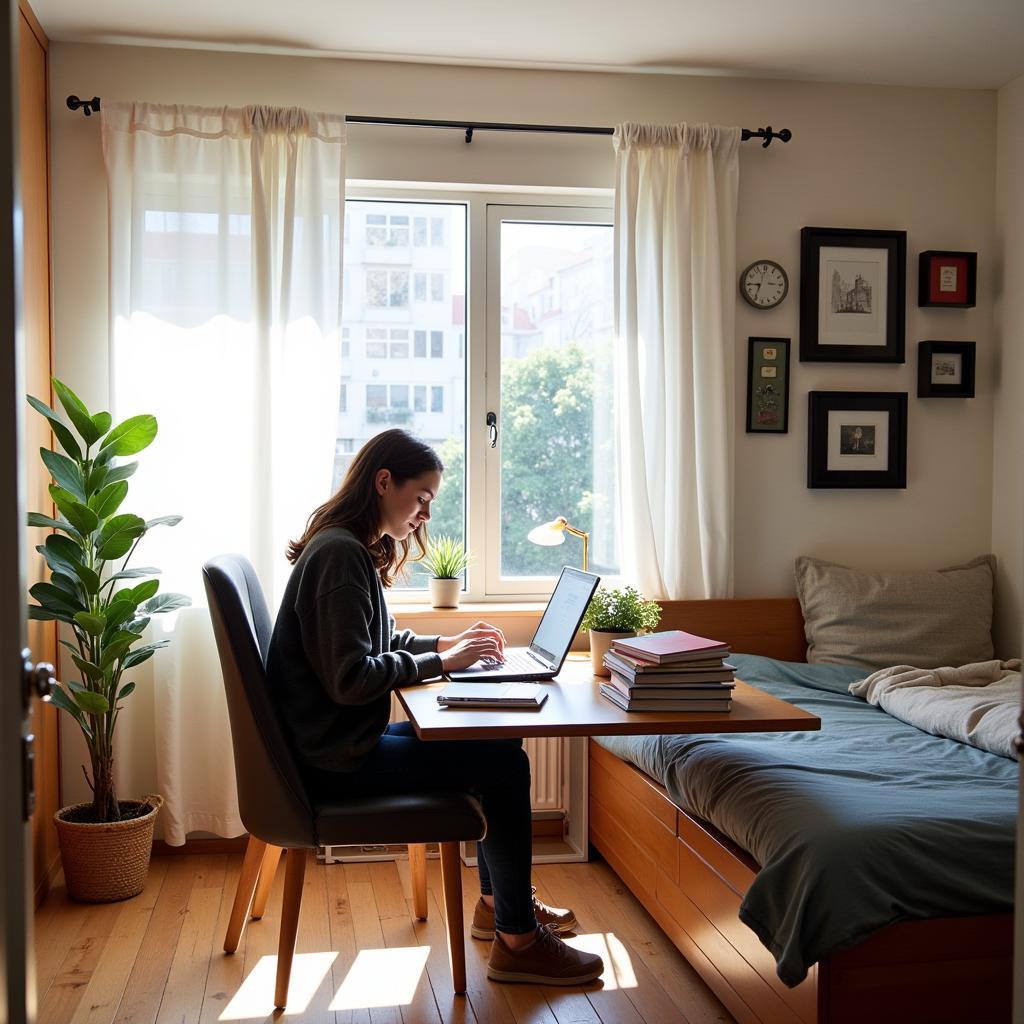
top-left (396, 658), bottom-right (820, 740)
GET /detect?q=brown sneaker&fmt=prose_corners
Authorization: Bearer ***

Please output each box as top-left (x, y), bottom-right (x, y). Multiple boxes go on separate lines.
top-left (487, 924), bottom-right (603, 986)
top-left (471, 887), bottom-right (579, 941)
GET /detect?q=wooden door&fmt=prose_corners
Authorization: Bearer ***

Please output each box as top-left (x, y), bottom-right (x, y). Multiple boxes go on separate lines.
top-left (18, 0), bottom-right (58, 906)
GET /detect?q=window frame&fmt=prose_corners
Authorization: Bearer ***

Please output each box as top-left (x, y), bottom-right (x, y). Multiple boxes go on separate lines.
top-left (345, 185), bottom-right (615, 602)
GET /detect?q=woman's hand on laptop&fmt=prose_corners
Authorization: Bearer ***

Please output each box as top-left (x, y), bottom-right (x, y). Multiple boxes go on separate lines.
top-left (439, 634), bottom-right (505, 672)
top-left (438, 621), bottom-right (506, 657)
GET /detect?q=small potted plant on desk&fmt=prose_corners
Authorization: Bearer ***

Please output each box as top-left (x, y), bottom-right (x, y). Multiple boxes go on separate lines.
top-left (421, 534), bottom-right (471, 609)
top-left (581, 585), bottom-right (662, 676)
top-left (27, 379), bottom-right (190, 902)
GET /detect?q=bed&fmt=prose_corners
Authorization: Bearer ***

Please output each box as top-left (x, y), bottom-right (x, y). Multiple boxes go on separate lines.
top-left (587, 597), bottom-right (1016, 1024)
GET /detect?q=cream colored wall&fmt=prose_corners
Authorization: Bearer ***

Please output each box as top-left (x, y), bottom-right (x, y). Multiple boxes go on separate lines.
top-left (48, 43), bottom-right (1003, 809)
top-left (994, 75), bottom-right (1024, 659)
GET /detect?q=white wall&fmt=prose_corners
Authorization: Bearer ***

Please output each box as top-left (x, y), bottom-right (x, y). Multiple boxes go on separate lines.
top-left (48, 43), bottom-right (1005, 806)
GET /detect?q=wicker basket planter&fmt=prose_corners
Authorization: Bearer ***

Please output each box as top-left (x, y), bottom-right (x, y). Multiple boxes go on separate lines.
top-left (54, 795), bottom-right (164, 902)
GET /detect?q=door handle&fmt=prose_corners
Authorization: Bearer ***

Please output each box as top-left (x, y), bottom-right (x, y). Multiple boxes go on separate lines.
top-left (21, 648), bottom-right (54, 715)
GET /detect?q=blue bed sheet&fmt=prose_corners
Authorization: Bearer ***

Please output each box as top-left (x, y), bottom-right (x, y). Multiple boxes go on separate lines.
top-left (594, 654), bottom-right (1018, 987)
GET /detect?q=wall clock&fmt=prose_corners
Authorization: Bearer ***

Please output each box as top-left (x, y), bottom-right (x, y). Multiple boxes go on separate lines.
top-left (739, 260), bottom-right (789, 309)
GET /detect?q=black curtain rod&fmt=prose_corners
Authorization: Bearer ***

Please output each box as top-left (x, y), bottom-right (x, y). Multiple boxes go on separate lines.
top-left (66, 95), bottom-right (792, 147)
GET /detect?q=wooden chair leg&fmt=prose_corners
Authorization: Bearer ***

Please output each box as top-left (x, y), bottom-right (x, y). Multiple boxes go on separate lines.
top-left (409, 844), bottom-right (428, 921)
top-left (224, 834), bottom-right (267, 953)
top-left (439, 841), bottom-right (466, 995)
top-left (251, 844), bottom-right (283, 920)
top-left (274, 847), bottom-right (309, 1010)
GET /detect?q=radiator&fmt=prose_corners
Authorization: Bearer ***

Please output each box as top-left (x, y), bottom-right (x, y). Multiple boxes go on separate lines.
top-left (525, 736), bottom-right (566, 811)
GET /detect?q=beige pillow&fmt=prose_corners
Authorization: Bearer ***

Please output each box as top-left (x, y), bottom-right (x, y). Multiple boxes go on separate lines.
top-left (794, 555), bottom-right (995, 670)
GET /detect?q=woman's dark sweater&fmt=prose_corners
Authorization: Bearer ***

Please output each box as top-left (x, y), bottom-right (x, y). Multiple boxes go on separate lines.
top-left (266, 526), bottom-right (443, 771)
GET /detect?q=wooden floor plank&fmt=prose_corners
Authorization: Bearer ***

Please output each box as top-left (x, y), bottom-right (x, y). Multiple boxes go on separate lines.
top-left (369, 860), bottom-right (443, 1024)
top-left (38, 900), bottom-right (127, 1024)
top-left (67, 861), bottom-right (170, 1024)
top-left (325, 852), bottom-right (371, 1024)
top-left (198, 853), bottom-right (245, 1024)
top-left (34, 876), bottom-right (95, 1007)
top-left (153, 871), bottom-right (224, 1024)
top-left (113, 856), bottom-right (199, 1024)
top-left (295, 854), bottom-right (340, 1024)
top-left (344, 863), bottom-right (401, 1024)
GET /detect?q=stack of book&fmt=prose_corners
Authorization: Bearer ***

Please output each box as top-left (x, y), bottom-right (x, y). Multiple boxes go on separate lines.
top-left (600, 629), bottom-right (735, 712)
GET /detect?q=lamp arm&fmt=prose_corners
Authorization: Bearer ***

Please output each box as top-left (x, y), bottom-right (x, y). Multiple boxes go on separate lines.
top-left (562, 524), bottom-right (590, 573)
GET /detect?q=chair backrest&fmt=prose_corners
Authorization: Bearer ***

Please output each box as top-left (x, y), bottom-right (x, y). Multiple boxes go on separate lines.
top-left (202, 554), bottom-right (316, 848)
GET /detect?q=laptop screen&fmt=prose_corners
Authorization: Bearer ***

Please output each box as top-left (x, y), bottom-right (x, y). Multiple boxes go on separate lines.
top-left (529, 567), bottom-right (600, 666)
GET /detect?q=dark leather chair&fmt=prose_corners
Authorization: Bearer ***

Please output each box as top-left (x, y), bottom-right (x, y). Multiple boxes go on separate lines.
top-left (202, 554), bottom-right (486, 1007)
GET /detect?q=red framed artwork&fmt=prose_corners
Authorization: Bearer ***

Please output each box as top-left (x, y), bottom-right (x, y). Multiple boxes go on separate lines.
top-left (918, 250), bottom-right (976, 307)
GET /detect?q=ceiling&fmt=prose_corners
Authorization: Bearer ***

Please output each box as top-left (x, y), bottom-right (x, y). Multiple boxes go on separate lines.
top-left (31, 0), bottom-right (1024, 91)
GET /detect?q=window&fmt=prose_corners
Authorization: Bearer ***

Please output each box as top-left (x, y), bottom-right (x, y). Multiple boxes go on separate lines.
top-left (365, 269), bottom-right (409, 308)
top-left (366, 212), bottom-right (410, 247)
top-left (336, 194), bottom-right (615, 598)
top-left (366, 327), bottom-right (411, 358)
top-left (338, 383), bottom-right (347, 413)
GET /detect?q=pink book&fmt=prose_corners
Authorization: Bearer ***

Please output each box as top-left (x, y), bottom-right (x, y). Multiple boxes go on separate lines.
top-left (611, 630), bottom-right (730, 664)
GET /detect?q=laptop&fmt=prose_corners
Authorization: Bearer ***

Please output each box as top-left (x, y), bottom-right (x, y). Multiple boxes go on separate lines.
top-left (446, 566), bottom-right (600, 681)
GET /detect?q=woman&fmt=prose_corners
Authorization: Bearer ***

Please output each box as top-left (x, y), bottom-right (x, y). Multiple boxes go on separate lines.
top-left (267, 428), bottom-right (603, 986)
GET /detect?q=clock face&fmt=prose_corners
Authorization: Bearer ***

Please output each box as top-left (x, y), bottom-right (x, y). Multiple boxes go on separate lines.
top-left (740, 260), bottom-right (789, 309)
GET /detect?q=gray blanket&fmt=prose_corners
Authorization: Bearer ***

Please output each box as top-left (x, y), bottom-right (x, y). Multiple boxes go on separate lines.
top-left (594, 654), bottom-right (1018, 987)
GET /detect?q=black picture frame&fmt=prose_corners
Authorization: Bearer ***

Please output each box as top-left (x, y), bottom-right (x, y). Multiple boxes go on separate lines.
top-left (807, 391), bottom-right (907, 489)
top-left (745, 337), bottom-right (790, 433)
top-left (799, 227), bottom-right (906, 363)
top-left (918, 250), bottom-right (977, 308)
top-left (917, 341), bottom-right (976, 398)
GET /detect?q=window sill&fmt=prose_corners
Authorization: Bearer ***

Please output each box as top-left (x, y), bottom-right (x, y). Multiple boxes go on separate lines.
top-left (393, 601), bottom-right (547, 620)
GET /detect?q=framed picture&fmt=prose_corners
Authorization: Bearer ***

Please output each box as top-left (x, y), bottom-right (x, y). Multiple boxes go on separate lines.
top-left (745, 337), bottom-right (790, 433)
top-left (807, 391), bottom-right (908, 489)
top-left (799, 227), bottom-right (907, 363)
top-left (917, 341), bottom-right (976, 398)
top-left (918, 250), bottom-right (976, 308)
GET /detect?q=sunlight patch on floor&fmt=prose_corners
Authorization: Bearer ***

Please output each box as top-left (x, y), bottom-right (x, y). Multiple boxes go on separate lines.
top-left (570, 933), bottom-right (638, 989)
top-left (329, 946), bottom-right (431, 1010)
top-left (219, 952), bottom-right (337, 1019)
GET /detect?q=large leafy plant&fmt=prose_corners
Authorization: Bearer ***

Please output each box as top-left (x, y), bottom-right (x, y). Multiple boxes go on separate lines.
top-left (27, 379), bottom-right (190, 823)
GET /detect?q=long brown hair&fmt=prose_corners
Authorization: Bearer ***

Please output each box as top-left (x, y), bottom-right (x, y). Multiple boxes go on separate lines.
top-left (287, 429), bottom-right (444, 586)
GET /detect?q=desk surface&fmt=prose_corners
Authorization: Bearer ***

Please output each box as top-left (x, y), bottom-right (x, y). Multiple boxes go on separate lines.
top-left (396, 656), bottom-right (820, 740)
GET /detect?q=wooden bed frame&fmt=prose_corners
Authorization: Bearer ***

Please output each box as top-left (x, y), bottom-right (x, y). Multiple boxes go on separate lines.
top-left (587, 598), bottom-right (1014, 1024)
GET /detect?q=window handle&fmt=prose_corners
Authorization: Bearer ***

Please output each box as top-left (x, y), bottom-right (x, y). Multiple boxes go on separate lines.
top-left (486, 411), bottom-right (497, 448)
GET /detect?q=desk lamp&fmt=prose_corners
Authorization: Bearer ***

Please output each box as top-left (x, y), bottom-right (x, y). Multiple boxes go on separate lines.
top-left (527, 516), bottom-right (589, 573)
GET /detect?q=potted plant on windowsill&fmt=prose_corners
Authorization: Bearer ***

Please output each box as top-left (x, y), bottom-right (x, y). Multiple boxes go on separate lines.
top-left (27, 379), bottom-right (190, 903)
top-left (581, 585), bottom-right (662, 676)
top-left (420, 534), bottom-right (471, 609)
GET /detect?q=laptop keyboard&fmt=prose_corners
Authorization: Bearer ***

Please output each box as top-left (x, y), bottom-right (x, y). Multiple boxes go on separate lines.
top-left (483, 649), bottom-right (539, 671)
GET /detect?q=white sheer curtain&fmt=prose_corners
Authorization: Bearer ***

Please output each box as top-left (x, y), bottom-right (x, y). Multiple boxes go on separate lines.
top-left (102, 102), bottom-right (345, 844)
top-left (613, 123), bottom-right (740, 600)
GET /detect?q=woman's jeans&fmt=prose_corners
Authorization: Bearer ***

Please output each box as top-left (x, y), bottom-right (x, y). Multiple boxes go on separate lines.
top-left (306, 722), bottom-right (537, 935)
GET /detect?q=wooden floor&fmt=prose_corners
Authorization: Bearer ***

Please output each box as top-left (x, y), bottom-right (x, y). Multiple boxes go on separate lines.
top-left (34, 851), bottom-right (735, 1024)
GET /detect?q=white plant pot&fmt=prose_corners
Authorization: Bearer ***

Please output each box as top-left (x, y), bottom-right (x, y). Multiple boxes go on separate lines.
top-left (589, 629), bottom-right (636, 677)
top-left (429, 577), bottom-right (462, 609)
